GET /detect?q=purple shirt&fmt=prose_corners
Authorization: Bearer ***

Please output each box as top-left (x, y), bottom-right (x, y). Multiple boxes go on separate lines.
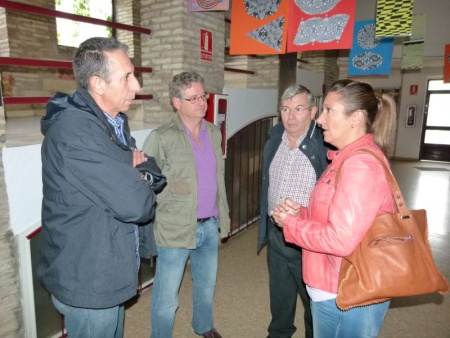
top-left (185, 120), bottom-right (218, 218)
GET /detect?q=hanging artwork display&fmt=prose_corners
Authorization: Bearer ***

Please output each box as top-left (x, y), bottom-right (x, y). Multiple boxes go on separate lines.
top-left (286, 0), bottom-right (356, 52)
top-left (188, 0), bottom-right (229, 12)
top-left (348, 20), bottom-right (394, 76)
top-left (401, 14), bottom-right (426, 70)
top-left (375, 0), bottom-right (413, 37)
top-left (229, 0), bottom-right (290, 54)
top-left (229, 0), bottom-right (356, 55)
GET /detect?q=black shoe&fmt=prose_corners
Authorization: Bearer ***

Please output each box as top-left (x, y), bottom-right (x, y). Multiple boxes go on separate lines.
top-left (201, 328), bottom-right (222, 338)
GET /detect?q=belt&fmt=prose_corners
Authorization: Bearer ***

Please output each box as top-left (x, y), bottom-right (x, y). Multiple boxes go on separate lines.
top-left (197, 217), bottom-right (212, 223)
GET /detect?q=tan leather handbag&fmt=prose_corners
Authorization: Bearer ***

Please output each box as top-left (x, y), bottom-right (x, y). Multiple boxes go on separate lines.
top-left (336, 149), bottom-right (449, 311)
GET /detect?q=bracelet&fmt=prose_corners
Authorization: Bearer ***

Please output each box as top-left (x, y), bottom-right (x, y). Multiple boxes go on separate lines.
top-left (141, 171), bottom-right (154, 185)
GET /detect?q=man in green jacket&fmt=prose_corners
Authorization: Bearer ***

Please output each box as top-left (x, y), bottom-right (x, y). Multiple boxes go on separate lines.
top-left (142, 71), bottom-right (230, 338)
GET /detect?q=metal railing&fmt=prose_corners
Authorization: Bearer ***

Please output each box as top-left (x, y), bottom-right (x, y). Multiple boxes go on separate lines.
top-left (225, 117), bottom-right (276, 235)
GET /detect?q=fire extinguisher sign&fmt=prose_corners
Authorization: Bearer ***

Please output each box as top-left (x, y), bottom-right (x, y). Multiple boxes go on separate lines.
top-left (200, 29), bottom-right (213, 62)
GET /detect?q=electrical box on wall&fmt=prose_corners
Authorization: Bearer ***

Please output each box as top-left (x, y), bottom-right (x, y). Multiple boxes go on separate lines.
top-left (206, 93), bottom-right (228, 157)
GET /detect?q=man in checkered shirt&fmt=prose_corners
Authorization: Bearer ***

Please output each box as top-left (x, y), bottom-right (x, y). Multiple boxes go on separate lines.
top-left (258, 84), bottom-right (330, 338)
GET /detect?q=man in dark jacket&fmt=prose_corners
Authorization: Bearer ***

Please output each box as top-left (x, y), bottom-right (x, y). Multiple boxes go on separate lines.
top-left (257, 85), bottom-right (330, 338)
top-left (38, 37), bottom-right (158, 338)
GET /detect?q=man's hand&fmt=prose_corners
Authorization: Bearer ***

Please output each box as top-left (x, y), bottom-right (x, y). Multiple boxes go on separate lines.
top-left (270, 198), bottom-right (301, 227)
top-left (133, 148), bottom-right (147, 168)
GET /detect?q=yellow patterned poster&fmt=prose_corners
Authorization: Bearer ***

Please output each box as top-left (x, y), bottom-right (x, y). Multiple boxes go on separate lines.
top-left (401, 14), bottom-right (425, 69)
top-left (376, 0), bottom-right (413, 37)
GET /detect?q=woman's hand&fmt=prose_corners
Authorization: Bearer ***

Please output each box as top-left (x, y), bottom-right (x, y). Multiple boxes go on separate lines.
top-left (270, 198), bottom-right (301, 227)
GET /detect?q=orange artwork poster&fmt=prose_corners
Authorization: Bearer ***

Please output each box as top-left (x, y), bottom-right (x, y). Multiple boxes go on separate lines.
top-left (444, 44), bottom-right (450, 83)
top-left (229, 0), bottom-right (290, 55)
top-left (286, 0), bottom-right (356, 52)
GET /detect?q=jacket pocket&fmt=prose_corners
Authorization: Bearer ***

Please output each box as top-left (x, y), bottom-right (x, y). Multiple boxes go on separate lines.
top-left (170, 177), bottom-right (192, 195)
top-left (92, 216), bottom-right (136, 294)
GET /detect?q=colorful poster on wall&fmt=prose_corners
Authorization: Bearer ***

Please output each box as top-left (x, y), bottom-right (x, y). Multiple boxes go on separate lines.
top-left (401, 14), bottom-right (426, 70)
top-left (348, 20), bottom-right (394, 76)
top-left (286, 0), bottom-right (356, 52)
top-left (230, 0), bottom-right (355, 55)
top-left (444, 45), bottom-right (450, 83)
top-left (376, 0), bottom-right (413, 37)
top-left (188, 0), bottom-right (229, 12)
top-left (229, 0), bottom-right (290, 54)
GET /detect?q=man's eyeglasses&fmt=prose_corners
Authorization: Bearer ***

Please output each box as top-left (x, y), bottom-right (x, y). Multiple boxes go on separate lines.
top-left (280, 106), bottom-right (311, 115)
top-left (180, 93), bottom-right (209, 104)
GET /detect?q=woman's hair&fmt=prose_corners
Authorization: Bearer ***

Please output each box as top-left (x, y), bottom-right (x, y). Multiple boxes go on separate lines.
top-left (73, 37), bottom-right (129, 90)
top-left (327, 79), bottom-right (397, 155)
top-left (280, 84), bottom-right (315, 108)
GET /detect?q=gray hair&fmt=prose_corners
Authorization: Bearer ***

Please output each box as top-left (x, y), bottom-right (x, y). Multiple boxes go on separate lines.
top-left (169, 71), bottom-right (205, 100)
top-left (73, 37), bottom-right (129, 90)
top-left (280, 84), bottom-right (315, 108)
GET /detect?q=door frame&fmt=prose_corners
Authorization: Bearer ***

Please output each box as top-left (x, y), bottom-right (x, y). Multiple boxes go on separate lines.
top-left (419, 79), bottom-right (450, 162)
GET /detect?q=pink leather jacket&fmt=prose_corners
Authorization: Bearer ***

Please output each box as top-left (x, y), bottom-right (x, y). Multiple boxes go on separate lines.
top-left (283, 134), bottom-right (395, 294)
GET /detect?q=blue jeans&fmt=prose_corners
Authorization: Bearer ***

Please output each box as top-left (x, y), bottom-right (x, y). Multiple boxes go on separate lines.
top-left (151, 217), bottom-right (219, 338)
top-left (311, 298), bottom-right (390, 338)
top-left (52, 295), bottom-right (124, 338)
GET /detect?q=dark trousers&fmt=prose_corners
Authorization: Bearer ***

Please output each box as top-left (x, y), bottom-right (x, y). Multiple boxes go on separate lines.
top-left (267, 220), bottom-right (313, 338)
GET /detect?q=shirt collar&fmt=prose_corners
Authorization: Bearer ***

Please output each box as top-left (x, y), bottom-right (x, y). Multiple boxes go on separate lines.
top-left (103, 112), bottom-right (124, 128)
top-left (281, 128), bottom-right (308, 148)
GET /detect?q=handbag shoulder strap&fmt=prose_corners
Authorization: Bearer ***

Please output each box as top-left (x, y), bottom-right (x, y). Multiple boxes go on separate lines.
top-left (335, 148), bottom-right (412, 219)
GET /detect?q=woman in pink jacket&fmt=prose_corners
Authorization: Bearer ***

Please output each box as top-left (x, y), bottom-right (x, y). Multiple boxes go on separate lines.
top-left (271, 79), bottom-right (397, 338)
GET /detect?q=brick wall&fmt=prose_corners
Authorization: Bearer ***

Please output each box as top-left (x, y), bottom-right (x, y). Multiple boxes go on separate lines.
top-left (0, 0), bottom-right (75, 118)
top-left (224, 55), bottom-right (280, 89)
top-left (140, 0), bottom-right (226, 127)
top-left (298, 50), bottom-right (339, 89)
top-left (224, 5), bottom-right (280, 90)
top-left (0, 93), bottom-right (24, 337)
top-left (6, 1), bottom-right (59, 59)
top-left (247, 55), bottom-right (279, 89)
top-left (0, 8), bottom-right (9, 57)
top-left (116, 0), bottom-right (142, 63)
top-left (0, 0), bottom-right (147, 120)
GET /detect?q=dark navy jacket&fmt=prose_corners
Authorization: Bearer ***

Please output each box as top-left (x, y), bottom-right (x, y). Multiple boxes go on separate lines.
top-left (39, 87), bottom-right (156, 308)
top-left (257, 120), bottom-right (330, 252)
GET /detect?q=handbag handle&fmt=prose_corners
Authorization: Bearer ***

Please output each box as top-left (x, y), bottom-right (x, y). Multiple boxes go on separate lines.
top-left (335, 148), bottom-right (412, 219)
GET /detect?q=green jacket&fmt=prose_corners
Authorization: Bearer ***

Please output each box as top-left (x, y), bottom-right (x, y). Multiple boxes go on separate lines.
top-left (142, 113), bottom-right (230, 249)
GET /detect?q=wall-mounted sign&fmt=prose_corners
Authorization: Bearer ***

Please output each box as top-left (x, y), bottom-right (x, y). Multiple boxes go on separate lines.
top-left (406, 104), bottom-right (417, 127)
top-left (200, 29), bottom-right (212, 62)
top-left (444, 44), bottom-right (450, 83)
top-left (410, 84), bottom-right (418, 95)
